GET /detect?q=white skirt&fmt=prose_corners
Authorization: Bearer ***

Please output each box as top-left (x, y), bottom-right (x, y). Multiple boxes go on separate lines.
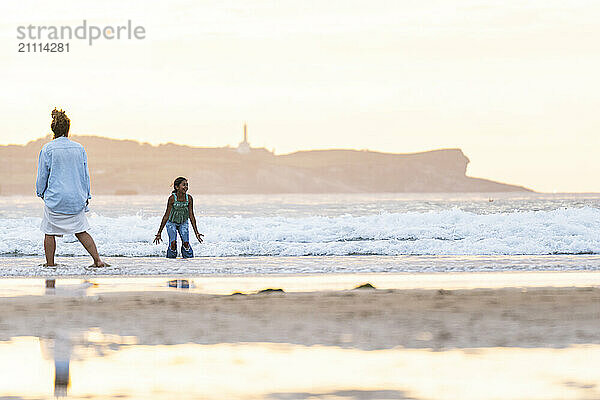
top-left (41, 206), bottom-right (90, 235)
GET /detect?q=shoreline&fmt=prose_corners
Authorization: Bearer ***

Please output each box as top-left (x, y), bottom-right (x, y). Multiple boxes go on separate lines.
top-left (0, 270), bottom-right (599, 297)
top-left (3, 254), bottom-right (600, 277)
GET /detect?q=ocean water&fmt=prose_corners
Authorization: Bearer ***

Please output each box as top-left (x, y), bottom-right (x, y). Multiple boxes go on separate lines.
top-left (2, 192), bottom-right (600, 276)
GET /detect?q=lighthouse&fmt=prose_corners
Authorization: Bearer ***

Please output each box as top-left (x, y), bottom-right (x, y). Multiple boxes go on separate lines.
top-left (237, 123), bottom-right (251, 154)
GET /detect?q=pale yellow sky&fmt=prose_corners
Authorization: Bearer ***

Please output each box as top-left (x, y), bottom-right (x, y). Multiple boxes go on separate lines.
top-left (1, 0), bottom-right (600, 192)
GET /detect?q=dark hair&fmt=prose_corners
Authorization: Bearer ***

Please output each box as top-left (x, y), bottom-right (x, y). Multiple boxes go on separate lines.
top-left (172, 177), bottom-right (187, 193)
top-left (51, 108), bottom-right (70, 138)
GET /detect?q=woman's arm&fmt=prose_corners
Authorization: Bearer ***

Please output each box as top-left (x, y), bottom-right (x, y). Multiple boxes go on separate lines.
top-left (83, 149), bottom-right (91, 201)
top-left (188, 195), bottom-right (204, 243)
top-left (153, 196), bottom-right (174, 244)
top-left (35, 147), bottom-right (49, 198)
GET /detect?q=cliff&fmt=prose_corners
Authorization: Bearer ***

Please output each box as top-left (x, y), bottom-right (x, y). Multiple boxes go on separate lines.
top-left (0, 136), bottom-right (531, 195)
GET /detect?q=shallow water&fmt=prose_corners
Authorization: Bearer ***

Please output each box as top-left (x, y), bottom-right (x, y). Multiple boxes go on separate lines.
top-left (1, 270), bottom-right (600, 297)
top-left (2, 254), bottom-right (600, 277)
top-left (1, 275), bottom-right (599, 399)
top-left (2, 335), bottom-right (598, 400)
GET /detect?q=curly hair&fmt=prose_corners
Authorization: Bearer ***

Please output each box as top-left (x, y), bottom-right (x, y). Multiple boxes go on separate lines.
top-left (172, 177), bottom-right (187, 193)
top-left (51, 108), bottom-right (70, 138)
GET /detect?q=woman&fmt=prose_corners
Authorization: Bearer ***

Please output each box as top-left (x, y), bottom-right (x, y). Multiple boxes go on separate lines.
top-left (35, 108), bottom-right (106, 267)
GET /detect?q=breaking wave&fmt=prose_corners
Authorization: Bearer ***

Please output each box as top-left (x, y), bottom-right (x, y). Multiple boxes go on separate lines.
top-left (1, 207), bottom-right (599, 257)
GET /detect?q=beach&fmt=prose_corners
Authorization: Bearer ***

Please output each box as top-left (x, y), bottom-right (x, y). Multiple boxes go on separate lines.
top-left (2, 194), bottom-right (600, 398)
top-left (2, 277), bottom-right (599, 349)
top-left (4, 0), bottom-right (600, 396)
top-left (0, 272), bottom-right (599, 399)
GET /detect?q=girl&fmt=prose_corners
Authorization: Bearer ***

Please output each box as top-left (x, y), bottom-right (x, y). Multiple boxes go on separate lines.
top-left (154, 177), bottom-right (204, 258)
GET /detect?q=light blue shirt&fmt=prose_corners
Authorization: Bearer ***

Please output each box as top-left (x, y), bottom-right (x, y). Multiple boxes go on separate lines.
top-left (35, 136), bottom-right (91, 214)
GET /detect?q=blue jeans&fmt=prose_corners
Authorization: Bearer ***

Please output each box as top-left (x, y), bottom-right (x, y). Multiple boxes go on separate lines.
top-left (165, 220), bottom-right (193, 258)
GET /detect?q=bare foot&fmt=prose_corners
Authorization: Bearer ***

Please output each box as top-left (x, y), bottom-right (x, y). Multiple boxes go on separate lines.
top-left (89, 261), bottom-right (109, 268)
top-left (41, 263), bottom-right (57, 267)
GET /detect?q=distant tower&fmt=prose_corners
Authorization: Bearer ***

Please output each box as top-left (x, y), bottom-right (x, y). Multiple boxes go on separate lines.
top-left (237, 123), bottom-right (251, 154)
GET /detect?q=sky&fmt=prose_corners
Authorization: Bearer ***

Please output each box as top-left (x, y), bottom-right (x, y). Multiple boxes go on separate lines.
top-left (1, 0), bottom-right (599, 192)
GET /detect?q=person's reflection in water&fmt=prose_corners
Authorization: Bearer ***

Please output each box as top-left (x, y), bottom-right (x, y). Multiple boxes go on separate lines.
top-left (42, 279), bottom-right (75, 397)
top-left (45, 279), bottom-right (56, 295)
top-left (40, 332), bottom-right (72, 398)
top-left (54, 334), bottom-right (71, 397)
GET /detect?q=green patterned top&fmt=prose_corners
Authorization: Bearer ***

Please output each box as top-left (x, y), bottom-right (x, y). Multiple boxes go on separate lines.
top-left (168, 193), bottom-right (189, 224)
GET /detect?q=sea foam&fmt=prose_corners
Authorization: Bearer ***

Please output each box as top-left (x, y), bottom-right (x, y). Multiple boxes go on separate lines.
top-left (1, 207), bottom-right (599, 257)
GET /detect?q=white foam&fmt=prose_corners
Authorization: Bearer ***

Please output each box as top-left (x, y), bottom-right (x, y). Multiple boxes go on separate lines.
top-left (1, 207), bottom-right (600, 257)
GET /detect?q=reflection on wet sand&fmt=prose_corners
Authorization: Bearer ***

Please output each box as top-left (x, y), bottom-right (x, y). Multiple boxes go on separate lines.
top-left (0, 278), bottom-right (598, 399)
top-left (2, 336), bottom-right (600, 399)
top-left (43, 279), bottom-right (76, 397)
top-left (50, 334), bottom-right (71, 397)
top-left (3, 270), bottom-right (600, 298)
top-left (168, 279), bottom-right (191, 289)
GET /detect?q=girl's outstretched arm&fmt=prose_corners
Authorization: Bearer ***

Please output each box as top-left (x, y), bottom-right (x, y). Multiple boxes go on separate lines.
top-left (188, 195), bottom-right (204, 243)
top-left (154, 196), bottom-right (174, 244)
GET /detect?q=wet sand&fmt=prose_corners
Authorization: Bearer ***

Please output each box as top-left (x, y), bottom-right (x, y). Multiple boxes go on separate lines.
top-left (2, 273), bottom-right (600, 399)
top-left (1, 283), bottom-right (599, 350)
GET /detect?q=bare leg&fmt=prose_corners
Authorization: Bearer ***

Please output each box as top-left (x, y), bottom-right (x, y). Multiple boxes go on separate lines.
top-left (75, 231), bottom-right (105, 267)
top-left (44, 235), bottom-right (57, 266)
